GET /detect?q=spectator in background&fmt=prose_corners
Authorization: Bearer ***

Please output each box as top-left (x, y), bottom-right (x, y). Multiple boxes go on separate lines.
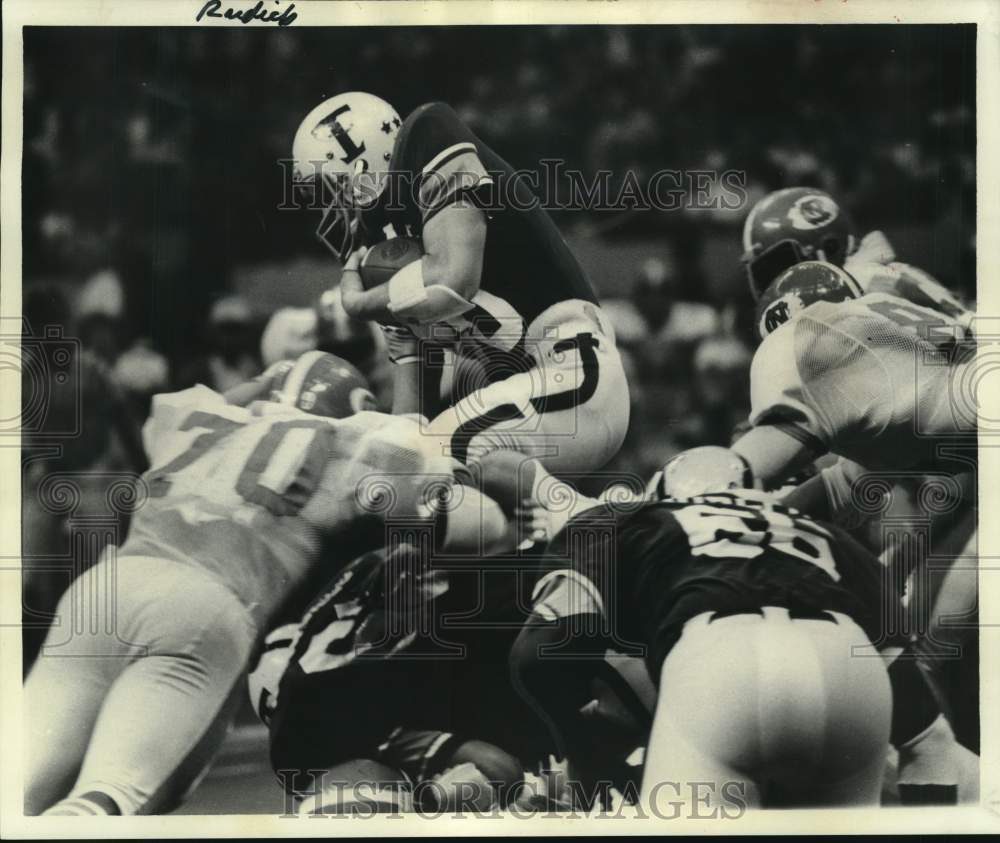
top-left (175, 294), bottom-right (261, 392)
top-left (113, 338), bottom-right (170, 421)
top-left (260, 305), bottom-right (318, 369)
top-left (673, 334), bottom-right (752, 448)
top-left (260, 288), bottom-right (392, 409)
top-left (631, 256), bottom-right (720, 350)
top-left (21, 283), bottom-right (148, 671)
top-left (75, 269), bottom-right (126, 367)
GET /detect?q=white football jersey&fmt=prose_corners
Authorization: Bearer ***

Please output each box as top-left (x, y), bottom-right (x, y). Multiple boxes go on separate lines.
top-left (124, 386), bottom-right (451, 623)
top-left (749, 293), bottom-right (974, 472)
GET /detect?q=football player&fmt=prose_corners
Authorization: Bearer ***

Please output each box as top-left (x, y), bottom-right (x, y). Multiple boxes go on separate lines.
top-left (248, 541), bottom-right (548, 814)
top-left (491, 448), bottom-right (979, 806)
top-left (741, 186), bottom-right (974, 332)
top-left (501, 449), bottom-right (897, 809)
top-left (732, 261), bottom-right (981, 796)
top-left (290, 92), bottom-right (630, 475)
top-left (729, 260), bottom-right (974, 487)
top-left (25, 351), bottom-right (512, 816)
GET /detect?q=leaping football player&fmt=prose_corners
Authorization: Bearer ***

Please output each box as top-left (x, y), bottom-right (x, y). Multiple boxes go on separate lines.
top-left (290, 92), bottom-right (630, 476)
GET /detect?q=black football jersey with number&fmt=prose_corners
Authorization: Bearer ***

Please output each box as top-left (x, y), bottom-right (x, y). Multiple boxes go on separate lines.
top-left (539, 492), bottom-right (901, 672)
top-left (357, 102), bottom-right (598, 329)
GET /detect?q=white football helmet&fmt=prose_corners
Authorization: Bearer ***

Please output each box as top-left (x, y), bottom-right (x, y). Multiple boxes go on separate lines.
top-left (292, 92), bottom-right (402, 260)
top-left (646, 446), bottom-right (756, 500)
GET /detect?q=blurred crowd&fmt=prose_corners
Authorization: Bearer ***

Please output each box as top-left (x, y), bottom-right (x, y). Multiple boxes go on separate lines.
top-left (21, 24), bottom-right (976, 661)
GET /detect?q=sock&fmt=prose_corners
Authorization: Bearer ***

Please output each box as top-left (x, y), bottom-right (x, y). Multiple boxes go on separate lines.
top-left (42, 790), bottom-right (122, 816)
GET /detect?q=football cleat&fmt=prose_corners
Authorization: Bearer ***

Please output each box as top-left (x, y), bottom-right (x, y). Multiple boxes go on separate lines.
top-left (742, 187), bottom-right (857, 300)
top-left (755, 260), bottom-right (864, 340)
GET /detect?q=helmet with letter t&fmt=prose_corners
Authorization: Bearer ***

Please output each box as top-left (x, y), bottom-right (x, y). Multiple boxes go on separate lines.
top-left (292, 92), bottom-right (402, 261)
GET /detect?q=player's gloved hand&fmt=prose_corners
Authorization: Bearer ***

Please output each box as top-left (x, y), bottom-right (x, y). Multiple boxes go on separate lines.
top-left (338, 245), bottom-right (370, 319)
top-left (479, 452), bottom-right (576, 549)
top-left (379, 323), bottom-right (421, 365)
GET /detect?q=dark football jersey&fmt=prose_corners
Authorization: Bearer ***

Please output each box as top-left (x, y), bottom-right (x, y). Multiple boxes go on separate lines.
top-left (358, 102), bottom-right (598, 330)
top-left (262, 542), bottom-right (552, 782)
top-left (538, 492), bottom-right (901, 672)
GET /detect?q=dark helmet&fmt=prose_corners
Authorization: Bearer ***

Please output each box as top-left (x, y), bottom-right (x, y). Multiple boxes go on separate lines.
top-left (271, 350), bottom-right (376, 418)
top-left (755, 261), bottom-right (863, 341)
top-left (742, 187), bottom-right (857, 300)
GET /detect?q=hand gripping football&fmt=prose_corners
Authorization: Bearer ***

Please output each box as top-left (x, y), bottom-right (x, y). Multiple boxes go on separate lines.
top-left (358, 237), bottom-right (424, 289)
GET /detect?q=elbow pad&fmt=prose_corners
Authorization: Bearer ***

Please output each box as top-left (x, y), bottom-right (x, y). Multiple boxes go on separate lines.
top-left (386, 259), bottom-right (476, 325)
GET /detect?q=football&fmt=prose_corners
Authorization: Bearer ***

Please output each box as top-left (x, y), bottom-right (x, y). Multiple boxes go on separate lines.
top-left (358, 237), bottom-right (424, 290)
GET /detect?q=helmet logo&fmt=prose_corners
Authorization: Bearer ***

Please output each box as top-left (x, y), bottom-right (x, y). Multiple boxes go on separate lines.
top-left (760, 293), bottom-right (804, 336)
top-left (787, 194), bottom-right (838, 230)
top-left (299, 390), bottom-right (317, 411)
top-left (313, 104), bottom-right (367, 165)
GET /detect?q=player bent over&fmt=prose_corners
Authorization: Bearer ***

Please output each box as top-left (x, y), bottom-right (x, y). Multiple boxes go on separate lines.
top-left (729, 260), bottom-right (980, 796)
top-left (248, 541), bottom-right (545, 815)
top-left (496, 451), bottom-right (896, 809)
top-left (741, 186), bottom-right (974, 331)
top-left (291, 92), bottom-right (629, 475)
top-left (25, 352), bottom-right (511, 816)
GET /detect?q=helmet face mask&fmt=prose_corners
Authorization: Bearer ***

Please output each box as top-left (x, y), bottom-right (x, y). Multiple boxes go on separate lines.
top-left (743, 239), bottom-right (808, 296)
top-left (742, 187), bottom-right (857, 300)
top-left (316, 198), bottom-right (358, 264)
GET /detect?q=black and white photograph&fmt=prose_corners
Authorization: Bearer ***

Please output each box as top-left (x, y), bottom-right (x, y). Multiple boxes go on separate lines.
top-left (2, 0), bottom-right (997, 835)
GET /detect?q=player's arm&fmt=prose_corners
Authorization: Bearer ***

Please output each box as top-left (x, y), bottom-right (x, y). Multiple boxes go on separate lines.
top-left (338, 246), bottom-right (391, 322)
top-left (478, 451), bottom-right (604, 548)
top-left (436, 483), bottom-right (515, 556)
top-left (222, 360), bottom-right (295, 407)
top-left (782, 457), bottom-right (877, 529)
top-left (376, 324), bottom-right (447, 419)
top-left (340, 207), bottom-right (488, 326)
top-left (420, 204), bottom-right (487, 299)
top-left (736, 327), bottom-right (834, 487)
top-left (731, 423), bottom-right (822, 489)
top-left (344, 104), bottom-right (493, 326)
top-left (779, 472), bottom-right (833, 521)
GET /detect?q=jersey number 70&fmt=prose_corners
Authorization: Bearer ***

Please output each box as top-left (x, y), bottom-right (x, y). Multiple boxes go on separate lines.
top-left (146, 411), bottom-right (337, 516)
